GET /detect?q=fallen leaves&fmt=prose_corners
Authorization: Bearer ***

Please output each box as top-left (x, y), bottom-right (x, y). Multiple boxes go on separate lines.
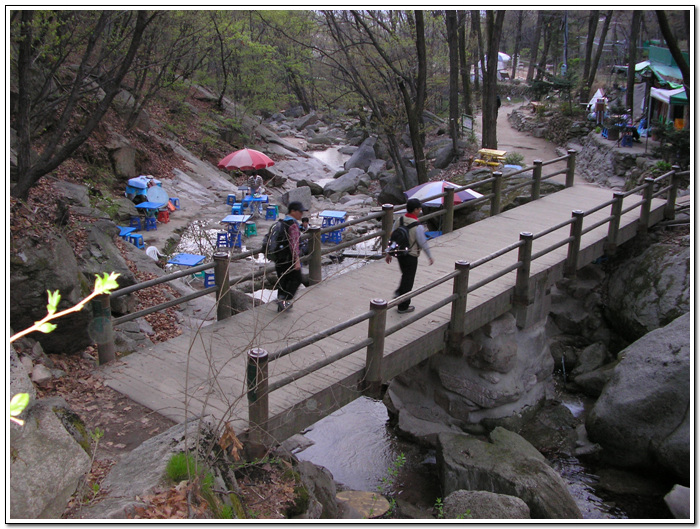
top-left (218, 423), bottom-right (243, 461)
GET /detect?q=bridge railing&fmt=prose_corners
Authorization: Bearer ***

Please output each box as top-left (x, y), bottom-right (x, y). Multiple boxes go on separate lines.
top-left (244, 166), bottom-right (684, 447)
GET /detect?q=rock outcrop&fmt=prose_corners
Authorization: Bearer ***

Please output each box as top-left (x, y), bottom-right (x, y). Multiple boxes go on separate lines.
top-left (586, 312), bottom-right (690, 483)
top-left (437, 428), bottom-right (582, 519)
top-left (443, 490), bottom-right (531, 519)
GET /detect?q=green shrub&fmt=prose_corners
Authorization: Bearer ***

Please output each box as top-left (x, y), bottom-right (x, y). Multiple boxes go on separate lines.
top-left (503, 152), bottom-right (525, 166)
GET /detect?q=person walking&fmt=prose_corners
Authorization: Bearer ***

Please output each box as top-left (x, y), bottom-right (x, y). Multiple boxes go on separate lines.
top-left (276, 201), bottom-right (307, 312)
top-left (385, 198), bottom-right (434, 314)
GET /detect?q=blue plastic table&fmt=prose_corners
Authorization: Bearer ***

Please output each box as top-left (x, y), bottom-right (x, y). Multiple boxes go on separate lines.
top-left (167, 253), bottom-right (206, 267)
top-left (135, 201), bottom-right (166, 217)
top-left (320, 210), bottom-right (347, 243)
top-left (222, 214), bottom-right (252, 225)
top-left (118, 226), bottom-right (137, 239)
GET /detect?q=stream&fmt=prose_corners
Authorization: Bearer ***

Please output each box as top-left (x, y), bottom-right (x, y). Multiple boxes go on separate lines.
top-left (294, 390), bottom-right (672, 520)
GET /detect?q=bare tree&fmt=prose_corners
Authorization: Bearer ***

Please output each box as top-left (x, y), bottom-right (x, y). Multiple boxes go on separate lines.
top-left (656, 10), bottom-right (690, 99)
top-left (584, 11), bottom-right (613, 101)
top-left (626, 11), bottom-right (642, 112)
top-left (527, 12), bottom-right (543, 82)
top-left (579, 11), bottom-right (599, 103)
top-left (482, 10), bottom-right (505, 149)
top-left (445, 10), bottom-right (460, 154)
top-left (511, 11), bottom-right (524, 80)
top-left (11, 11), bottom-right (153, 200)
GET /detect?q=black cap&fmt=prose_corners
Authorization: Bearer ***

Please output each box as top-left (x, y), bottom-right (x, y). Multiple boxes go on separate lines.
top-left (288, 201), bottom-right (308, 213)
top-left (406, 198), bottom-right (422, 212)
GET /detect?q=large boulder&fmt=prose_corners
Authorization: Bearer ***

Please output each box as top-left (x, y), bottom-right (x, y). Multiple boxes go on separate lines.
top-left (280, 186), bottom-right (313, 211)
top-left (344, 136), bottom-right (377, 172)
top-left (378, 175), bottom-right (406, 205)
top-left (323, 168), bottom-right (366, 197)
top-left (443, 490), bottom-right (530, 519)
top-left (605, 238), bottom-right (690, 341)
top-left (586, 313), bottom-right (690, 483)
top-left (293, 111), bottom-right (320, 131)
top-left (296, 179), bottom-right (324, 196)
top-left (437, 428), bottom-right (582, 519)
top-left (10, 395), bottom-right (91, 518)
top-left (10, 230), bottom-right (92, 354)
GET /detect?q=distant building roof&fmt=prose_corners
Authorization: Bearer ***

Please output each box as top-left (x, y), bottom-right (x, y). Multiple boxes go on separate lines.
top-left (636, 45), bottom-right (686, 86)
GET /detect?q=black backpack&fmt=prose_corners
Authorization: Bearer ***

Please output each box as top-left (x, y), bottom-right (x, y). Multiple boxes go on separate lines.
top-left (387, 217), bottom-right (418, 257)
top-left (262, 220), bottom-right (292, 262)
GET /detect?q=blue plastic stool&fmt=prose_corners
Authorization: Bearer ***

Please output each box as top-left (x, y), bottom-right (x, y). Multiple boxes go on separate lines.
top-left (226, 194), bottom-right (237, 206)
top-left (265, 205), bottom-right (278, 220)
top-left (216, 232), bottom-right (231, 248)
top-left (244, 222), bottom-right (257, 237)
top-left (129, 216), bottom-right (142, 231)
top-left (601, 127), bottom-right (608, 139)
top-left (127, 233), bottom-right (144, 249)
top-left (231, 204), bottom-right (243, 215)
top-left (204, 271), bottom-right (216, 288)
top-left (620, 134), bottom-right (633, 147)
top-left (231, 231), bottom-right (242, 249)
top-left (144, 217), bottom-right (157, 231)
top-left (169, 197), bottom-right (180, 209)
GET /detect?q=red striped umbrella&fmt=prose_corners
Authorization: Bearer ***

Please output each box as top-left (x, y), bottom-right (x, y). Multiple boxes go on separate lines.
top-left (217, 148), bottom-right (275, 171)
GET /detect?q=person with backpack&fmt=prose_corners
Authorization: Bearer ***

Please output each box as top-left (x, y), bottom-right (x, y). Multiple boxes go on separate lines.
top-left (385, 198), bottom-right (434, 314)
top-left (274, 201), bottom-right (307, 312)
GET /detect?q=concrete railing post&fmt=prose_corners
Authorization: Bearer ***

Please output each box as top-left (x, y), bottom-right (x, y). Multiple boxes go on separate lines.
top-left (664, 167), bottom-right (681, 220)
top-left (93, 293), bottom-right (116, 365)
top-left (566, 149), bottom-right (577, 188)
top-left (448, 261), bottom-right (470, 355)
top-left (490, 171), bottom-right (503, 216)
top-left (565, 210), bottom-right (585, 277)
top-left (381, 204), bottom-right (395, 251)
top-left (214, 252), bottom-right (232, 321)
top-left (308, 226), bottom-right (322, 286)
top-left (531, 160), bottom-right (543, 200)
top-left (247, 348), bottom-right (269, 456)
top-left (639, 177), bottom-right (655, 233)
top-left (514, 232), bottom-right (534, 306)
top-left (364, 299), bottom-right (388, 397)
top-left (606, 192), bottom-right (625, 255)
top-left (444, 187), bottom-right (455, 234)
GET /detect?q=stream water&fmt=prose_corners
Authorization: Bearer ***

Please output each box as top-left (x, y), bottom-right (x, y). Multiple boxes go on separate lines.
top-left (295, 391), bottom-right (672, 520)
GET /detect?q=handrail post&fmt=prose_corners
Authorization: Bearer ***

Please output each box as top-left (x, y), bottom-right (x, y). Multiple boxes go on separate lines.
top-left (214, 252), bottom-right (232, 320)
top-left (381, 204), bottom-right (395, 250)
top-left (566, 149), bottom-right (577, 188)
top-left (364, 298), bottom-right (388, 397)
top-left (514, 232), bottom-right (533, 306)
top-left (664, 167), bottom-right (681, 220)
top-left (444, 187), bottom-right (455, 234)
top-left (531, 160), bottom-right (543, 200)
top-left (490, 171), bottom-right (503, 216)
top-left (448, 261), bottom-right (470, 355)
top-left (246, 348), bottom-right (269, 457)
top-left (565, 211), bottom-right (585, 277)
top-left (606, 192), bottom-right (624, 255)
top-left (639, 177), bottom-right (655, 233)
top-left (93, 293), bottom-right (116, 365)
top-left (308, 226), bottom-right (322, 285)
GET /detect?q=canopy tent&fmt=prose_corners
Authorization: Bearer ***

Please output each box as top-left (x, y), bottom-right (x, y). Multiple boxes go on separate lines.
top-left (586, 88), bottom-right (607, 112)
top-left (649, 87), bottom-right (689, 128)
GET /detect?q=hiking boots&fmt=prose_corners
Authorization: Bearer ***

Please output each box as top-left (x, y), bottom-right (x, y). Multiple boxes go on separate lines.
top-left (397, 306), bottom-right (415, 314)
top-left (277, 300), bottom-right (293, 312)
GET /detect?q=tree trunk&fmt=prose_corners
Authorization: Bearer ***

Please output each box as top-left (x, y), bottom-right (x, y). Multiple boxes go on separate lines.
top-left (585, 11), bottom-right (613, 102)
top-left (656, 10), bottom-right (690, 99)
top-left (471, 11), bottom-right (482, 92)
top-left (511, 11), bottom-right (524, 80)
top-left (458, 11), bottom-right (472, 117)
top-left (579, 11), bottom-right (599, 103)
top-left (527, 12), bottom-right (543, 82)
top-left (446, 10), bottom-right (460, 153)
top-left (626, 11), bottom-right (642, 112)
top-left (481, 10), bottom-right (505, 149)
top-left (535, 14), bottom-right (553, 82)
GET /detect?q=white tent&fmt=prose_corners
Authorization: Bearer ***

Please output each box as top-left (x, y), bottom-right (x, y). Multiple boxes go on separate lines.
top-left (586, 88), bottom-right (607, 112)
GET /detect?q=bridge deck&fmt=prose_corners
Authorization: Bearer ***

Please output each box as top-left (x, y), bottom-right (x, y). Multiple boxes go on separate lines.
top-left (102, 185), bottom-right (667, 442)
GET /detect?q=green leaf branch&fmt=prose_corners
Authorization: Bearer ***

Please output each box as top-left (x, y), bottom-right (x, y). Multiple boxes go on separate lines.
top-left (10, 272), bottom-right (120, 343)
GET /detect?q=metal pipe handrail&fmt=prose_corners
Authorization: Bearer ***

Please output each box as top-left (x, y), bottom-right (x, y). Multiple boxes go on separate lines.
top-left (467, 261), bottom-right (522, 292)
top-left (469, 239), bottom-right (524, 269)
top-left (387, 269), bottom-right (460, 309)
top-left (531, 236), bottom-right (575, 262)
top-left (581, 214), bottom-right (614, 236)
top-left (532, 217), bottom-right (575, 240)
top-left (385, 293), bottom-right (459, 336)
top-left (269, 309), bottom-right (375, 361)
top-left (113, 285), bottom-right (218, 325)
top-left (267, 337), bottom-right (374, 393)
